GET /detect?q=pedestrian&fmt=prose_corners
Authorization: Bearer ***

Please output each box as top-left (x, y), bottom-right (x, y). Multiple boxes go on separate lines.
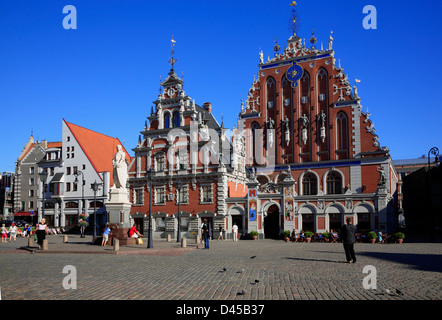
top-left (232, 222), bottom-right (238, 242)
top-left (36, 218), bottom-right (48, 249)
top-left (80, 224), bottom-right (85, 238)
top-left (341, 218), bottom-right (356, 263)
top-left (26, 224), bottom-right (32, 238)
top-left (9, 223), bottom-right (17, 242)
top-left (101, 224), bottom-right (111, 246)
top-left (1, 224), bottom-right (7, 243)
top-left (201, 219), bottom-right (210, 249)
top-left (217, 224), bottom-right (224, 240)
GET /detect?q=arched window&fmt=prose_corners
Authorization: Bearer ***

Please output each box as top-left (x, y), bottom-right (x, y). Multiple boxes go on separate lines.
top-left (251, 122), bottom-right (263, 165)
top-left (302, 172), bottom-right (317, 195)
top-left (266, 77), bottom-right (276, 109)
top-left (336, 112), bottom-right (348, 159)
top-left (336, 112), bottom-right (348, 150)
top-left (173, 111), bottom-right (180, 128)
top-left (164, 112), bottom-right (171, 129)
top-left (326, 171), bottom-right (342, 194)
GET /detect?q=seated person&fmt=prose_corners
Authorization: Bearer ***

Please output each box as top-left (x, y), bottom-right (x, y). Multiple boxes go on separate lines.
top-left (128, 225), bottom-right (143, 238)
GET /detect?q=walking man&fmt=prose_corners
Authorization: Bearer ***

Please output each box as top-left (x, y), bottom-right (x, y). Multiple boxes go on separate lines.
top-left (202, 219), bottom-right (210, 249)
top-left (341, 218), bottom-right (356, 263)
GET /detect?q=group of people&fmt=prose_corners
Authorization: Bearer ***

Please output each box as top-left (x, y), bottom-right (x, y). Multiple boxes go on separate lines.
top-left (200, 221), bottom-right (239, 249)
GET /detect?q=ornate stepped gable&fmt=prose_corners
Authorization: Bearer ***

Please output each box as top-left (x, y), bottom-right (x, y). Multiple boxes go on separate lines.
top-left (238, 32), bottom-right (388, 166)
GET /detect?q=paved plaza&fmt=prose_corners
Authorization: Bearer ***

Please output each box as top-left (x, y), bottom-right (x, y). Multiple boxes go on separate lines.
top-left (0, 234), bottom-right (441, 302)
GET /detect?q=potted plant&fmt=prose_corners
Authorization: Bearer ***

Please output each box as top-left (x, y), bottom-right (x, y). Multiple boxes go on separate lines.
top-left (281, 230), bottom-right (291, 242)
top-left (249, 231), bottom-right (259, 240)
top-left (322, 232), bottom-right (331, 242)
top-left (304, 231), bottom-right (314, 243)
top-left (367, 231), bottom-right (377, 244)
top-left (394, 232), bottom-right (405, 244)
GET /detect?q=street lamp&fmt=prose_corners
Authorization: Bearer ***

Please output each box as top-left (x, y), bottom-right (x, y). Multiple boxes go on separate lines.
top-left (90, 181), bottom-right (102, 239)
top-left (176, 179), bottom-right (182, 243)
top-left (147, 168), bottom-right (154, 249)
top-left (428, 147), bottom-right (440, 169)
top-left (39, 169), bottom-right (48, 222)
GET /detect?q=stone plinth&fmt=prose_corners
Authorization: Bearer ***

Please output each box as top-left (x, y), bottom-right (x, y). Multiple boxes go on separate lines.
top-left (106, 187), bottom-right (135, 246)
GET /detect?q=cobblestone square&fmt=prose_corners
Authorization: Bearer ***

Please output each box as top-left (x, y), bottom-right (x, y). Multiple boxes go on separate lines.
top-left (0, 235), bottom-right (441, 303)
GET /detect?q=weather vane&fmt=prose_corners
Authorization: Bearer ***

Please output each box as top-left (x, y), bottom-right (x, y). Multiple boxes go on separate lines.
top-left (289, 1), bottom-right (300, 36)
top-left (168, 35), bottom-right (177, 70)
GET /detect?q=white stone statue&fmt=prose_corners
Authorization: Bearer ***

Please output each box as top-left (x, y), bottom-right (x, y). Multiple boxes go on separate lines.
top-left (112, 145), bottom-right (128, 190)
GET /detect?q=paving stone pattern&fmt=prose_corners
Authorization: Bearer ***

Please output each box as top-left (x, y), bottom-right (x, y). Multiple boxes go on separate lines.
top-left (0, 235), bottom-right (441, 300)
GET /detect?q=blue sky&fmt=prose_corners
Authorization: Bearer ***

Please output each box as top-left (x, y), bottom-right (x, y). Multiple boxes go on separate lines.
top-left (1, 0), bottom-right (441, 173)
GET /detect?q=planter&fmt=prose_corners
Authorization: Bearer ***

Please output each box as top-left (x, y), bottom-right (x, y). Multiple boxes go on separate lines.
top-left (252, 235), bottom-right (258, 240)
top-left (396, 239), bottom-right (403, 244)
top-left (305, 237), bottom-right (311, 243)
top-left (284, 237), bottom-right (290, 242)
top-left (370, 239), bottom-right (376, 244)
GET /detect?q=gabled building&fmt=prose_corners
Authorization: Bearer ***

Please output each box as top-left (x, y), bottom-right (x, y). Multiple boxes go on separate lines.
top-left (128, 67), bottom-right (248, 239)
top-left (13, 135), bottom-right (61, 221)
top-left (232, 27), bottom-right (399, 237)
top-left (37, 119), bottom-right (131, 229)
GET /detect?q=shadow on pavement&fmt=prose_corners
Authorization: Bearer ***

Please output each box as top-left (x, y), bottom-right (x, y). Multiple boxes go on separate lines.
top-left (357, 251), bottom-right (442, 272)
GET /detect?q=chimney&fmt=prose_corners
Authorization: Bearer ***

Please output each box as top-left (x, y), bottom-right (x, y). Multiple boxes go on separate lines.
top-left (203, 102), bottom-right (212, 113)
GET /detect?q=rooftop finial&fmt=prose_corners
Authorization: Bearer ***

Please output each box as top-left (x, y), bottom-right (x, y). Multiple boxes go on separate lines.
top-left (289, 1), bottom-right (300, 36)
top-left (168, 35), bottom-right (177, 70)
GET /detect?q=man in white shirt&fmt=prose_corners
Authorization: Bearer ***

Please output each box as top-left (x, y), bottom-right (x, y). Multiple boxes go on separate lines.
top-left (232, 223), bottom-right (238, 242)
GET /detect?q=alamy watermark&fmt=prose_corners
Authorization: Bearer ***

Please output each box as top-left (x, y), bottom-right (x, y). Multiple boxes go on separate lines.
top-left (62, 5), bottom-right (77, 29)
top-left (362, 5), bottom-right (377, 30)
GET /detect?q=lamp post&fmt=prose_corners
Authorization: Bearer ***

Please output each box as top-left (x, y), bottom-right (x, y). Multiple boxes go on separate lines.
top-left (147, 168), bottom-right (154, 248)
top-left (91, 181), bottom-right (102, 239)
top-left (428, 147), bottom-right (439, 169)
top-left (39, 170), bottom-right (48, 223)
top-left (428, 147), bottom-right (439, 242)
top-left (176, 179), bottom-right (182, 243)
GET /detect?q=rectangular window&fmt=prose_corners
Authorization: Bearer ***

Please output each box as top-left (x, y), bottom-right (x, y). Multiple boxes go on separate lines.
top-left (66, 182), bottom-right (71, 192)
top-left (202, 185), bottom-right (213, 203)
top-left (134, 189), bottom-right (144, 205)
top-left (66, 167), bottom-right (71, 175)
top-left (178, 186), bottom-right (188, 203)
top-left (29, 178), bottom-right (35, 186)
top-left (156, 155), bottom-right (165, 171)
top-left (29, 190), bottom-right (34, 197)
top-left (155, 187), bottom-right (165, 204)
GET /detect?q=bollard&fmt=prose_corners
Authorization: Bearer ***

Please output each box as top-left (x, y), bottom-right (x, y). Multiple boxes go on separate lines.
top-left (181, 238), bottom-right (187, 248)
top-left (63, 235), bottom-right (68, 243)
top-left (113, 238), bottom-right (119, 251)
top-left (167, 234), bottom-right (171, 242)
top-left (196, 234), bottom-right (200, 244)
top-left (42, 239), bottom-right (48, 251)
top-left (28, 237), bottom-right (34, 247)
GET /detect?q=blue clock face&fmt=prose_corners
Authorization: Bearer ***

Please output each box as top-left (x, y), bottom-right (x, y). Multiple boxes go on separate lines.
top-left (287, 63), bottom-right (303, 88)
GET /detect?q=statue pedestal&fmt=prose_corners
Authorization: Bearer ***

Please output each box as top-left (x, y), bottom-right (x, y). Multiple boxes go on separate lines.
top-left (107, 188), bottom-right (135, 246)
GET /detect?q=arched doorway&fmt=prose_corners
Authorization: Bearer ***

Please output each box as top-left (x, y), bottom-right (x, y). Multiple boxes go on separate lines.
top-left (264, 204), bottom-right (280, 239)
top-left (354, 203), bottom-right (373, 233)
top-left (228, 206), bottom-right (244, 240)
top-left (326, 204), bottom-right (344, 233)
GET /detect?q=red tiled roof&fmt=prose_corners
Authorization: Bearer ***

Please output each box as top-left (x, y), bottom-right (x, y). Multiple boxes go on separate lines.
top-left (64, 119), bottom-right (131, 186)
